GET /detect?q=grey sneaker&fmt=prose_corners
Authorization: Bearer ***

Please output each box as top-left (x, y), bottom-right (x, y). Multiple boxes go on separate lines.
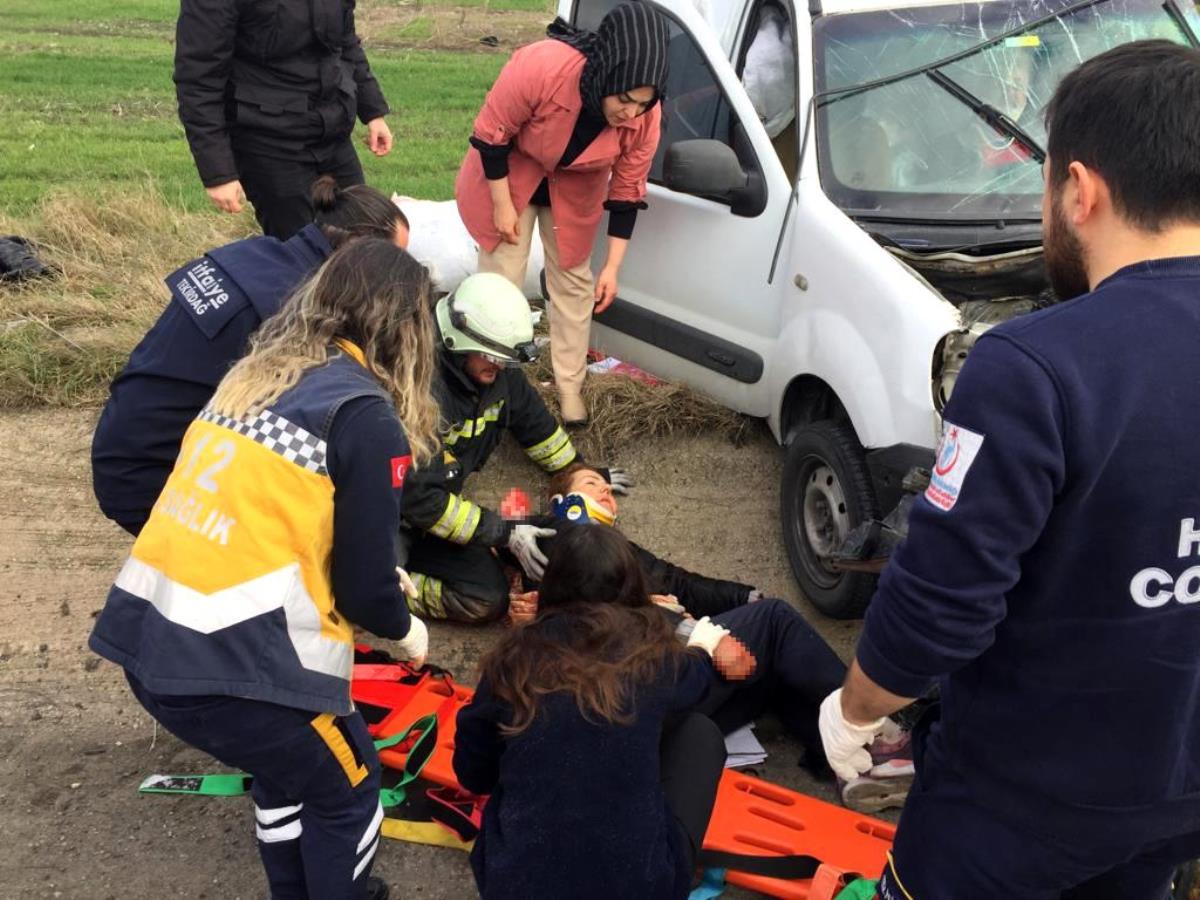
top-left (838, 758), bottom-right (915, 814)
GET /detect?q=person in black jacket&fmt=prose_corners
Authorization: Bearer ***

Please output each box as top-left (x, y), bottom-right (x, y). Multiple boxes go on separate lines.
top-left (401, 273), bottom-right (631, 623)
top-left (92, 177), bottom-right (408, 535)
top-left (174, 0), bottom-right (393, 239)
top-left (454, 526), bottom-right (730, 900)
top-left (508, 462), bottom-right (915, 812)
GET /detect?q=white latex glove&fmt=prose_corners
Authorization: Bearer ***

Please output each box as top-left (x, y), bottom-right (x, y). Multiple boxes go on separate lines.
top-left (819, 688), bottom-right (887, 782)
top-left (686, 616), bottom-right (730, 656)
top-left (507, 524), bottom-right (556, 580)
top-left (396, 566), bottom-right (418, 600)
top-left (394, 616), bottom-right (428, 670)
top-left (608, 467), bottom-right (634, 496)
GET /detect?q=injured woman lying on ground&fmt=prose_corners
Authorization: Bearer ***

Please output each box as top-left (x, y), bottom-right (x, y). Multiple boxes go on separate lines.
top-left (498, 462), bottom-right (915, 813)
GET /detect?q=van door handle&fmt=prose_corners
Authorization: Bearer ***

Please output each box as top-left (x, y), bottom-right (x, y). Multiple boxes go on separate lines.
top-left (706, 349), bottom-right (736, 367)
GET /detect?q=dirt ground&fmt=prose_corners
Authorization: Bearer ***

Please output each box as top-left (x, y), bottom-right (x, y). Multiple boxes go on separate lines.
top-left (0, 407), bottom-right (874, 899)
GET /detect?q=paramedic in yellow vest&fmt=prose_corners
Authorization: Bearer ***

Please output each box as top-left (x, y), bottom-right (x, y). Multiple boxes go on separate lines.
top-left (89, 238), bottom-right (441, 900)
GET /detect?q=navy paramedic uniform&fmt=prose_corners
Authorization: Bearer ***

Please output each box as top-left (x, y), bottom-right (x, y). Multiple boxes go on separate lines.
top-left (454, 646), bottom-right (725, 900)
top-left (90, 341), bottom-right (412, 899)
top-left (400, 348), bottom-right (579, 622)
top-left (174, 0), bottom-right (388, 239)
top-left (91, 225), bottom-right (331, 535)
top-left (859, 258), bottom-right (1200, 899)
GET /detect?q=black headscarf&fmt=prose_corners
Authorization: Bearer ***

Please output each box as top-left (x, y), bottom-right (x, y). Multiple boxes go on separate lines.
top-left (548, 3), bottom-right (671, 118)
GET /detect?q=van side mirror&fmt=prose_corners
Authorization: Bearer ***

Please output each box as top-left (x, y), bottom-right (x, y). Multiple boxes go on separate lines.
top-left (663, 129), bottom-right (767, 217)
top-left (664, 140), bottom-right (747, 196)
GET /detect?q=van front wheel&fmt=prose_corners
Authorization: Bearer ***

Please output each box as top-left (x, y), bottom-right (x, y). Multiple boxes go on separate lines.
top-left (781, 419), bottom-right (879, 619)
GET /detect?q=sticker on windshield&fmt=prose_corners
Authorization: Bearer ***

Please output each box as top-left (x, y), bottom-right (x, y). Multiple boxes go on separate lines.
top-left (925, 422), bottom-right (985, 512)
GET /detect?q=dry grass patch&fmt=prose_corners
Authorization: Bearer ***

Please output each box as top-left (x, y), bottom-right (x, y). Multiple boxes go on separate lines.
top-left (524, 347), bottom-right (752, 459)
top-left (0, 186), bottom-right (247, 407)
top-left (0, 188), bottom-right (750, 456)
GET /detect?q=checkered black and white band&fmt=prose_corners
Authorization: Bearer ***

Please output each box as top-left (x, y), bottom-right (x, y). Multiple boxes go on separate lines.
top-left (199, 407), bottom-right (328, 475)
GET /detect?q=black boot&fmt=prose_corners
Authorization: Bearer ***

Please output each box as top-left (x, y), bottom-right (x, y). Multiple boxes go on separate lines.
top-left (366, 876), bottom-right (391, 900)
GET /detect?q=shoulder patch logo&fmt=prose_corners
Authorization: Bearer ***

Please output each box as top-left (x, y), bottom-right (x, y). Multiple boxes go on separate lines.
top-left (391, 455), bottom-right (413, 489)
top-left (925, 422), bottom-right (985, 512)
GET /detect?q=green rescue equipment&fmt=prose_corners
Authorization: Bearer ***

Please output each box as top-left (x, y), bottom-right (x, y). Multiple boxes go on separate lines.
top-left (138, 713), bottom-right (438, 807)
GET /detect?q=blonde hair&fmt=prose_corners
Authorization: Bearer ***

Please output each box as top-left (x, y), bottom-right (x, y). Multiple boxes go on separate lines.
top-left (209, 238), bottom-right (441, 464)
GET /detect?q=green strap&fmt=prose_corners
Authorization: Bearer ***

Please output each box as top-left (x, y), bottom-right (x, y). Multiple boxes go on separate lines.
top-left (834, 879), bottom-right (880, 900)
top-left (138, 773), bottom-right (254, 797)
top-left (375, 713), bottom-right (438, 808)
top-left (138, 713), bottom-right (439, 804)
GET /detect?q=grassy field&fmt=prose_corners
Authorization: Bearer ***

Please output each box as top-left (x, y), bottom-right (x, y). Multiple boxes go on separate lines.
top-left (0, 0), bottom-right (556, 213)
top-left (0, 0), bottom-right (552, 406)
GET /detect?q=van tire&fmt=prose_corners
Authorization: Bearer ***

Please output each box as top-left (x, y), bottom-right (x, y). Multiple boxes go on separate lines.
top-left (781, 419), bottom-right (879, 619)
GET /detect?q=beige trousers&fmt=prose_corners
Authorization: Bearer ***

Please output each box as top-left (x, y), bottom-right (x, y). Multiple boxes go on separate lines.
top-left (477, 205), bottom-right (594, 406)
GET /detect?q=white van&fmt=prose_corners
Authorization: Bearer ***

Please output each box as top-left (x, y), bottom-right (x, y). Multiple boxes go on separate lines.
top-left (560, 0), bottom-right (1200, 617)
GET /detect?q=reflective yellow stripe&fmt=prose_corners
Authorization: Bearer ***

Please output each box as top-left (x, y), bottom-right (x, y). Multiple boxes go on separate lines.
top-left (885, 851), bottom-right (915, 900)
top-left (407, 574), bottom-right (445, 619)
top-left (310, 714), bottom-right (368, 787)
top-left (444, 402), bottom-right (505, 447)
top-left (452, 505), bottom-right (482, 543)
top-left (541, 440), bottom-right (578, 473)
top-left (430, 496), bottom-right (462, 539)
top-left (526, 428), bottom-right (577, 473)
top-left (444, 502), bottom-right (473, 542)
top-left (525, 427), bottom-right (569, 462)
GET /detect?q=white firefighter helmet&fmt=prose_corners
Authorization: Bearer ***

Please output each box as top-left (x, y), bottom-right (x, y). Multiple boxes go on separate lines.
top-left (436, 272), bottom-right (538, 364)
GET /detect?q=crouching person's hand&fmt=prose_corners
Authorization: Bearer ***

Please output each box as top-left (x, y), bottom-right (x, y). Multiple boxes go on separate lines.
top-left (395, 616), bottom-right (429, 670)
top-left (508, 590), bottom-right (539, 626)
top-left (712, 635), bottom-right (756, 681)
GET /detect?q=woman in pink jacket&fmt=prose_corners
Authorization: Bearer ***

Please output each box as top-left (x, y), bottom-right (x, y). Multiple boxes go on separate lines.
top-left (455, 3), bottom-right (670, 425)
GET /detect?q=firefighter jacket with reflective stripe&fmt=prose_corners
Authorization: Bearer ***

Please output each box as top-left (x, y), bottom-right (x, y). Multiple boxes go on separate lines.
top-left (402, 349), bottom-right (577, 547)
top-left (89, 345), bottom-right (404, 715)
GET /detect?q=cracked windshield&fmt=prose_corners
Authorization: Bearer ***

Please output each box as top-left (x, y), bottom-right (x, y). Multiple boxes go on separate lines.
top-left (815, 0), bottom-right (1200, 220)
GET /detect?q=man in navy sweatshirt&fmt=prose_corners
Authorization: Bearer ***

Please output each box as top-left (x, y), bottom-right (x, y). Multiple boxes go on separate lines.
top-left (818, 41), bottom-right (1200, 899)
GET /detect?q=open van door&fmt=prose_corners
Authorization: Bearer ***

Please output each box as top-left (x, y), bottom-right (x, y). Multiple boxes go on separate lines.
top-left (562, 0), bottom-right (798, 417)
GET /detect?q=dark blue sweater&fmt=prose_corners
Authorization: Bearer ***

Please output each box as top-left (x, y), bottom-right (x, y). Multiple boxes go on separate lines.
top-left (454, 650), bottom-right (714, 900)
top-left (91, 225), bottom-right (331, 528)
top-left (859, 256), bottom-right (1200, 842)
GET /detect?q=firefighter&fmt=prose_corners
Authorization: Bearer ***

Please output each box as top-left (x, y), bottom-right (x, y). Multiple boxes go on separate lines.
top-left (819, 42), bottom-right (1200, 899)
top-left (91, 177), bottom-right (407, 536)
top-left (89, 239), bottom-right (441, 900)
top-left (401, 272), bottom-right (631, 623)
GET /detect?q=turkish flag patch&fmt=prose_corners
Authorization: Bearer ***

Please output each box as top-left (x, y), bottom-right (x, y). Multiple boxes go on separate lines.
top-left (391, 455), bottom-right (412, 488)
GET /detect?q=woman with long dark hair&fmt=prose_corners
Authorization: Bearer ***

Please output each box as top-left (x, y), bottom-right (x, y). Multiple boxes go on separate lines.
top-left (90, 239), bottom-right (440, 900)
top-left (456, 3), bottom-right (670, 425)
top-left (453, 525), bottom-right (730, 899)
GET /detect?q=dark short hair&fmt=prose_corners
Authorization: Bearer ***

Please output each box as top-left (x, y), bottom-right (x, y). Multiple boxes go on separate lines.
top-left (1044, 40), bottom-right (1200, 231)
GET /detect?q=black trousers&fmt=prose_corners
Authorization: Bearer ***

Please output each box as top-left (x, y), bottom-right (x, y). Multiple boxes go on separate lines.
top-left (127, 673), bottom-right (382, 899)
top-left (661, 712), bottom-right (727, 866)
top-left (696, 599), bottom-right (847, 768)
top-left (236, 137), bottom-right (365, 240)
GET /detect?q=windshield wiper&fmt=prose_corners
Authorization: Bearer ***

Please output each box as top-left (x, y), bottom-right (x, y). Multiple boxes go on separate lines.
top-left (815, 0), bottom-right (1113, 107)
top-left (1163, 0), bottom-right (1200, 47)
top-left (926, 69), bottom-right (1046, 164)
